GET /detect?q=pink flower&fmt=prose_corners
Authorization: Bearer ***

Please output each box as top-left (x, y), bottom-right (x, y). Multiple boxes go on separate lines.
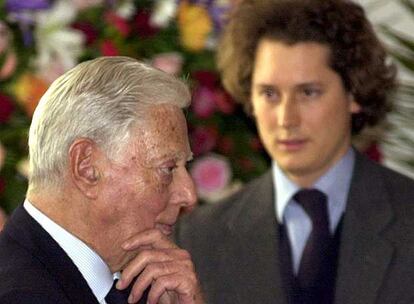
top-left (191, 154), bottom-right (231, 194)
top-left (0, 93), bottom-right (15, 123)
top-left (190, 126), bottom-right (218, 156)
top-left (0, 51), bottom-right (17, 80)
top-left (192, 86), bottom-right (217, 118)
top-left (190, 154), bottom-right (242, 203)
top-left (151, 52), bottom-right (183, 75)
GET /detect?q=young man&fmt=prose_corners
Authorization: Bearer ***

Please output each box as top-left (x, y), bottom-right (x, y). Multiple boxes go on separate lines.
top-left (171, 1), bottom-right (414, 303)
top-left (0, 57), bottom-right (204, 304)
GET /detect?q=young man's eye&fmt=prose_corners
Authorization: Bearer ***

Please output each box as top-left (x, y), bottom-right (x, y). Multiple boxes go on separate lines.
top-left (302, 87), bottom-right (322, 97)
top-left (258, 87), bottom-right (279, 102)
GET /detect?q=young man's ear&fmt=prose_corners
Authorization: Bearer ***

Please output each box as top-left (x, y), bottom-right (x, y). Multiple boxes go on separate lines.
top-left (349, 94), bottom-right (362, 114)
top-left (69, 138), bottom-right (101, 199)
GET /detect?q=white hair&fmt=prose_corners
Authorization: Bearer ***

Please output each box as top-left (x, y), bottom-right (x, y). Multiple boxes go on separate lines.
top-left (28, 56), bottom-right (191, 191)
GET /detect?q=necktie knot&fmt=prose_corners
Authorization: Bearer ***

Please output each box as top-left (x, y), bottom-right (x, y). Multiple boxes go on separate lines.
top-left (294, 189), bottom-right (328, 227)
top-left (105, 280), bottom-right (129, 304)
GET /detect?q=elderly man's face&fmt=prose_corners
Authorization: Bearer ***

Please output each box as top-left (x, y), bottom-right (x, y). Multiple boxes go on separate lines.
top-left (95, 104), bottom-right (196, 266)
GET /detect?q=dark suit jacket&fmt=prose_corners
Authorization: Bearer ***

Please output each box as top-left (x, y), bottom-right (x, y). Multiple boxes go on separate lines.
top-left (175, 152), bottom-right (414, 304)
top-left (0, 205), bottom-right (100, 303)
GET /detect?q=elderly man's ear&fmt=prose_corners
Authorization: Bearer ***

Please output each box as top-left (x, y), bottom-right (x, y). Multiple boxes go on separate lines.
top-left (69, 138), bottom-right (102, 199)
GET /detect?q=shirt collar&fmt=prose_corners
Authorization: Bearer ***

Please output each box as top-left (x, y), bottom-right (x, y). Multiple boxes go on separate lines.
top-left (273, 148), bottom-right (355, 230)
top-left (24, 200), bottom-right (115, 302)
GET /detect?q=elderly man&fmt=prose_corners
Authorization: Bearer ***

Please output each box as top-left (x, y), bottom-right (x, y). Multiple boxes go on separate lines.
top-left (0, 57), bottom-right (203, 304)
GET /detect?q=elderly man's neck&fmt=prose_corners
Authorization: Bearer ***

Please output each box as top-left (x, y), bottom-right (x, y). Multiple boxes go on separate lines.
top-left (27, 186), bottom-right (128, 273)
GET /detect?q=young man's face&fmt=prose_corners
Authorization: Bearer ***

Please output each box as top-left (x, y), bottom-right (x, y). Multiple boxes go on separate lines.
top-left (251, 39), bottom-right (361, 187)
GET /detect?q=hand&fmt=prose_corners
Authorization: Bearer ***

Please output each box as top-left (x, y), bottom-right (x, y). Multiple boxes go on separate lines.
top-left (118, 229), bottom-right (204, 304)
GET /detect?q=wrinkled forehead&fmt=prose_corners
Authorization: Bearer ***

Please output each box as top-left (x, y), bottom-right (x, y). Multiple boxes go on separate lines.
top-left (131, 104), bottom-right (191, 163)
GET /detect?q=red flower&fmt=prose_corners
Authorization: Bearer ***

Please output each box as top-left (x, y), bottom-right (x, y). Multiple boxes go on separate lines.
top-left (100, 40), bottom-right (119, 56)
top-left (0, 177), bottom-right (5, 194)
top-left (214, 88), bottom-right (235, 114)
top-left (105, 11), bottom-right (131, 38)
top-left (0, 93), bottom-right (15, 123)
top-left (72, 21), bottom-right (99, 45)
top-left (192, 70), bottom-right (217, 88)
top-left (217, 136), bottom-right (234, 154)
top-left (135, 10), bottom-right (159, 38)
top-left (190, 126), bottom-right (218, 156)
top-left (237, 157), bottom-right (254, 172)
top-left (364, 143), bottom-right (382, 163)
top-left (192, 85), bottom-right (216, 119)
top-left (249, 136), bottom-right (263, 151)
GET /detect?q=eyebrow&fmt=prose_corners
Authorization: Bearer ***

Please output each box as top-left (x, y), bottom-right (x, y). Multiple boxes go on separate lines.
top-left (149, 151), bottom-right (193, 163)
top-left (254, 81), bottom-right (323, 90)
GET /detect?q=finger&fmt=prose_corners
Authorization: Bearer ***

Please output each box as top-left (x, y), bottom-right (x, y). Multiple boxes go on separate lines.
top-left (128, 259), bottom-right (195, 303)
top-left (118, 248), bottom-right (188, 289)
top-left (122, 229), bottom-right (178, 251)
top-left (147, 273), bottom-right (201, 304)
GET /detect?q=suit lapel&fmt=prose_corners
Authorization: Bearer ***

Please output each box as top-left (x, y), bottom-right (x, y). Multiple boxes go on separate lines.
top-left (224, 171), bottom-right (289, 304)
top-left (6, 205), bottom-right (100, 304)
top-left (335, 153), bottom-right (394, 304)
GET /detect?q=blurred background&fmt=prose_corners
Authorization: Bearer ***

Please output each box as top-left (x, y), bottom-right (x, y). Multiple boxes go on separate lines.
top-left (0, 0), bottom-right (413, 216)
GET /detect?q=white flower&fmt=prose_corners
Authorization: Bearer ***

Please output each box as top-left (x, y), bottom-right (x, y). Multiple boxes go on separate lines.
top-left (33, 0), bottom-right (84, 81)
top-left (151, 0), bottom-right (178, 28)
top-left (17, 158), bottom-right (30, 179)
top-left (116, 0), bottom-right (136, 19)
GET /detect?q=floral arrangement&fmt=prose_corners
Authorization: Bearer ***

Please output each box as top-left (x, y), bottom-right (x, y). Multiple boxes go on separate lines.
top-left (0, 0), bottom-right (269, 212)
top-left (1, 0), bottom-right (412, 215)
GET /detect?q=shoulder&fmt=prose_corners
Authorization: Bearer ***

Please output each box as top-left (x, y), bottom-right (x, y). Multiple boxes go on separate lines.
top-left (174, 171), bottom-right (273, 245)
top-left (0, 289), bottom-right (68, 304)
top-left (0, 230), bottom-right (66, 303)
top-left (355, 154), bottom-right (414, 197)
top-left (352, 154), bottom-right (414, 217)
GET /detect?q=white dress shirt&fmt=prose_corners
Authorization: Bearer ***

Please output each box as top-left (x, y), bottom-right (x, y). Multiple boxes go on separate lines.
top-left (273, 148), bottom-right (355, 274)
top-left (24, 200), bottom-right (120, 304)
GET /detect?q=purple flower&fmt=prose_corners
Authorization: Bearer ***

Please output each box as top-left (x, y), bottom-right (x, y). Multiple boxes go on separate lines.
top-left (6, 0), bottom-right (51, 46)
top-left (6, 0), bottom-right (50, 11)
top-left (185, 0), bottom-right (232, 32)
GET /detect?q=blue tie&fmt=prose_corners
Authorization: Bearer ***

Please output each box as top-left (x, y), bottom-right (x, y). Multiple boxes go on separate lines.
top-left (294, 189), bottom-right (336, 303)
top-left (105, 280), bottom-right (149, 304)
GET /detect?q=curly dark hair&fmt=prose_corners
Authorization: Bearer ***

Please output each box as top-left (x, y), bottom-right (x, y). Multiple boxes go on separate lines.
top-left (217, 0), bottom-right (397, 134)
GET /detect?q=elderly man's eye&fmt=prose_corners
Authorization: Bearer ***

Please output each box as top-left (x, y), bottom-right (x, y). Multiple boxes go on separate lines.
top-left (160, 165), bottom-right (177, 175)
